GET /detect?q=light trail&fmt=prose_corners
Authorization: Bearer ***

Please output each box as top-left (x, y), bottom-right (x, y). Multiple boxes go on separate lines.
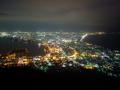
top-left (80, 33), bottom-right (88, 42)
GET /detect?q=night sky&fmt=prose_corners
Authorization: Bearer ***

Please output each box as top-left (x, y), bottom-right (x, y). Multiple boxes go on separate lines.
top-left (0, 0), bottom-right (120, 32)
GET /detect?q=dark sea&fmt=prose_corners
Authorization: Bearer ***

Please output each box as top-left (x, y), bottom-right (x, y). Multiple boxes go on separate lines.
top-left (84, 33), bottom-right (120, 50)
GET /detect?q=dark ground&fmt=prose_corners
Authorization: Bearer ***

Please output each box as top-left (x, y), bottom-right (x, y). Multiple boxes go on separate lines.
top-left (0, 67), bottom-right (119, 89)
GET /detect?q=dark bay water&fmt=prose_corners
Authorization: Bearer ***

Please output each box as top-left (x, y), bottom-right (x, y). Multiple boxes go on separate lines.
top-left (84, 33), bottom-right (120, 50)
top-left (0, 37), bottom-right (40, 56)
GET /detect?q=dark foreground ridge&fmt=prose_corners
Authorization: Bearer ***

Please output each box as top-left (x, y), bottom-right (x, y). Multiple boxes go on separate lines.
top-left (0, 67), bottom-right (120, 88)
top-left (0, 66), bottom-right (111, 79)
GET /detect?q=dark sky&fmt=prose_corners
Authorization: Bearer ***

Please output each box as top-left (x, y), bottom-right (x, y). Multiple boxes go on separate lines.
top-left (0, 0), bottom-right (120, 32)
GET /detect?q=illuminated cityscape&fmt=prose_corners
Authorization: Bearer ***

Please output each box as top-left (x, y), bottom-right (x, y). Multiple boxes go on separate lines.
top-left (0, 0), bottom-right (119, 88)
top-left (0, 31), bottom-right (120, 78)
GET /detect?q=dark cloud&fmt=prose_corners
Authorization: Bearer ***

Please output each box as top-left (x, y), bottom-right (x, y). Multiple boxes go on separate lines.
top-left (0, 12), bottom-right (9, 16)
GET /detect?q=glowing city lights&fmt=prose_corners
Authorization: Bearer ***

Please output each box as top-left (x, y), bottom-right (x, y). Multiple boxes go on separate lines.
top-left (0, 32), bottom-right (120, 77)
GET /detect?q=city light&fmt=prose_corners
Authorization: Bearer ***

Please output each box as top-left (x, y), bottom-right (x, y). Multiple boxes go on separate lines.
top-left (0, 32), bottom-right (120, 77)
